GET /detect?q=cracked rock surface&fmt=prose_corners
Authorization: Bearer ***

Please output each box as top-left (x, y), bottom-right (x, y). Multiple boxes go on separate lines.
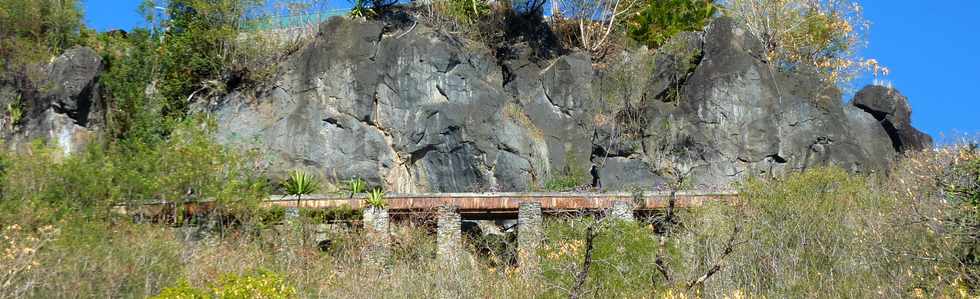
top-left (213, 18), bottom-right (592, 192)
top-left (1, 46), bottom-right (104, 155)
top-left (196, 17), bottom-right (931, 191)
top-left (0, 17), bottom-right (928, 191)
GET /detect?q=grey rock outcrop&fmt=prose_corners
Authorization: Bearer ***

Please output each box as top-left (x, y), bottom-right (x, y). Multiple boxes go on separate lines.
top-left (1, 46), bottom-right (103, 155)
top-left (851, 85), bottom-right (932, 151)
top-left (213, 18), bottom-right (592, 192)
top-left (212, 16), bottom-right (930, 191)
top-left (592, 17), bottom-right (924, 188)
top-left (1, 16), bottom-right (928, 192)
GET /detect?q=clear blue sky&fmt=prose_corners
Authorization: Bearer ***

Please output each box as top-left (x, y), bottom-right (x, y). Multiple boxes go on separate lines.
top-left (83, 0), bottom-right (979, 140)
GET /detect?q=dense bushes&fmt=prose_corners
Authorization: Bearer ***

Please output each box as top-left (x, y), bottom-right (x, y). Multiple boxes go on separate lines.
top-left (627, 0), bottom-right (716, 49)
top-left (154, 0), bottom-right (263, 119)
top-left (153, 270), bottom-right (297, 298)
top-left (0, 117), bottom-right (269, 219)
top-left (890, 144), bottom-right (980, 291)
top-left (540, 218), bottom-right (662, 297)
top-left (722, 0), bottom-right (882, 85)
top-left (1, 163), bottom-right (978, 297)
top-left (0, 0), bottom-right (88, 80)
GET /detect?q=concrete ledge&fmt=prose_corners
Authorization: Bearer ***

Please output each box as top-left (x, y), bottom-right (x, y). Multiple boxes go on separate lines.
top-left (112, 191), bottom-right (738, 218)
top-left (264, 191), bottom-right (737, 211)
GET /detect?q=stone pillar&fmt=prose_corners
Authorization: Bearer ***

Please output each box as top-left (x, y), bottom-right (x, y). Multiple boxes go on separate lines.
top-left (436, 205), bottom-right (462, 265)
top-left (610, 200), bottom-right (634, 222)
top-left (284, 207), bottom-right (300, 222)
top-left (362, 206), bottom-right (390, 265)
top-left (518, 202), bottom-right (542, 273)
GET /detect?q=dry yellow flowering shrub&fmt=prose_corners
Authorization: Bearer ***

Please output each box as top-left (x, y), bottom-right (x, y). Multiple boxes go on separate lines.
top-left (722, 0), bottom-right (888, 87)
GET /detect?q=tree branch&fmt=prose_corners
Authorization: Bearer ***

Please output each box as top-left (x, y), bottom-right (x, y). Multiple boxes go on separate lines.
top-left (570, 223), bottom-right (598, 299)
top-left (686, 224), bottom-right (741, 290)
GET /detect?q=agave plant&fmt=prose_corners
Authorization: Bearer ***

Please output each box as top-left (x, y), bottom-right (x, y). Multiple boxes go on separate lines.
top-left (284, 170), bottom-right (320, 209)
top-left (348, 0), bottom-right (373, 18)
top-left (347, 178), bottom-right (367, 198)
top-left (365, 188), bottom-right (386, 208)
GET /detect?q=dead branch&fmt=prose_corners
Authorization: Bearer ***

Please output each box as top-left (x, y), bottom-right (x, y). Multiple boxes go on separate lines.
top-left (686, 224), bottom-right (741, 290)
top-left (569, 222), bottom-right (598, 299)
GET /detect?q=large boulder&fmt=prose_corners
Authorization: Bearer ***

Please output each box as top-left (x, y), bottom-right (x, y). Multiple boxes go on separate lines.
top-left (851, 85), bottom-right (932, 151)
top-left (1, 46), bottom-right (103, 155)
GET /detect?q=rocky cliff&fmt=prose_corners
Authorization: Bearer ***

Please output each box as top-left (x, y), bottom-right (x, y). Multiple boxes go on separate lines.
top-left (1, 16), bottom-right (932, 192)
top-left (1, 47), bottom-right (104, 155)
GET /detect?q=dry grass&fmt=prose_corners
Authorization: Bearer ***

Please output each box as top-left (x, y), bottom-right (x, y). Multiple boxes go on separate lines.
top-left (1, 146), bottom-right (978, 298)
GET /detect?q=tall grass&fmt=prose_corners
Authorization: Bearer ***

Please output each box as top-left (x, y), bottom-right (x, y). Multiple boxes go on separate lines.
top-left (1, 144), bottom-right (977, 297)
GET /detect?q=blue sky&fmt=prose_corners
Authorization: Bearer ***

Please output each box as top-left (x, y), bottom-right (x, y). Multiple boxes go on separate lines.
top-left (83, 0), bottom-right (979, 140)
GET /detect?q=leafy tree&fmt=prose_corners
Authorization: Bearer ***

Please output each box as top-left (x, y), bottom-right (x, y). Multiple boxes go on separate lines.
top-left (626, 0), bottom-right (716, 49)
top-left (722, 0), bottom-right (883, 86)
top-left (0, 0), bottom-right (87, 80)
top-left (150, 0), bottom-right (263, 119)
top-left (94, 29), bottom-right (171, 141)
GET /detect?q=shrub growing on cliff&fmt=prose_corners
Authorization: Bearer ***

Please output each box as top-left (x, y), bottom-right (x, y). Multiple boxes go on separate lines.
top-left (0, 0), bottom-right (87, 80)
top-left (721, 0), bottom-right (885, 86)
top-left (626, 0), bottom-right (717, 49)
top-left (554, 0), bottom-right (641, 60)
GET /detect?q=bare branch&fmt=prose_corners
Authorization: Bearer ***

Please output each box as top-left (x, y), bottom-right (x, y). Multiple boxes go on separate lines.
top-left (686, 224), bottom-right (741, 290)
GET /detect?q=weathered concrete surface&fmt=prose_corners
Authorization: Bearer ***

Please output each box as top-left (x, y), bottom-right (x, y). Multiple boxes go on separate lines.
top-left (517, 202), bottom-right (542, 272)
top-left (610, 200), bottom-right (634, 221)
top-left (436, 205), bottom-right (462, 264)
top-left (262, 191), bottom-right (736, 213)
top-left (362, 206), bottom-right (390, 263)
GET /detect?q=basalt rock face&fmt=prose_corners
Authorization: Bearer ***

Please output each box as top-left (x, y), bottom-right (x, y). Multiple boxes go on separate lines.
top-left (581, 17), bottom-right (923, 189)
top-left (0, 16), bottom-right (921, 191)
top-left (0, 46), bottom-right (104, 155)
top-left (851, 85), bottom-right (933, 152)
top-left (210, 16), bottom-right (930, 191)
top-left (212, 18), bottom-right (592, 192)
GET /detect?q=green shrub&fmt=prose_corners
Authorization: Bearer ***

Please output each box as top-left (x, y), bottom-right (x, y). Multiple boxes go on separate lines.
top-left (94, 28), bottom-right (172, 140)
top-left (0, 117), bottom-right (269, 218)
top-left (540, 217), bottom-right (662, 297)
top-left (433, 0), bottom-right (491, 25)
top-left (544, 164), bottom-right (586, 192)
top-left (153, 270), bottom-right (297, 299)
top-left (0, 0), bottom-right (86, 79)
top-left (345, 178), bottom-right (367, 196)
top-left (299, 205), bottom-right (361, 223)
top-left (666, 166), bottom-right (969, 297)
top-left (254, 205), bottom-right (286, 225)
top-left (365, 188), bottom-right (386, 208)
top-left (627, 0), bottom-right (717, 49)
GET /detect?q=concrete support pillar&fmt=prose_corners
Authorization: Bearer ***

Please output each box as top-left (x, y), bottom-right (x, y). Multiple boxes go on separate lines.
top-left (436, 205), bottom-right (462, 265)
top-left (362, 206), bottom-right (390, 265)
top-left (518, 202), bottom-right (542, 273)
top-left (284, 207), bottom-right (300, 222)
top-left (610, 200), bottom-right (635, 222)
